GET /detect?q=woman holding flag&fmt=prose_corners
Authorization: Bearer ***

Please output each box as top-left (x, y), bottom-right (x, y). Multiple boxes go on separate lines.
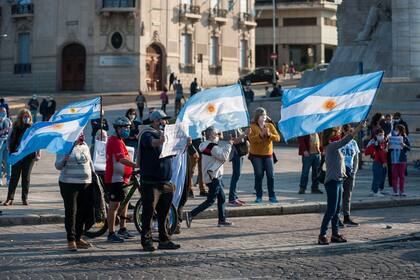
top-left (3, 109), bottom-right (39, 206)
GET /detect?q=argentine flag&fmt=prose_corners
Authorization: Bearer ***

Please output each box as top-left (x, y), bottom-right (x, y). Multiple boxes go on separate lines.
top-left (9, 110), bottom-right (93, 165)
top-left (279, 71), bottom-right (384, 141)
top-left (177, 84), bottom-right (249, 139)
top-left (50, 97), bottom-right (100, 121)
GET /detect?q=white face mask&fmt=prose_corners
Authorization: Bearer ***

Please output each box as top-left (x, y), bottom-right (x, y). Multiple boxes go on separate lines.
top-left (377, 135), bottom-right (384, 142)
top-left (258, 115), bottom-right (267, 126)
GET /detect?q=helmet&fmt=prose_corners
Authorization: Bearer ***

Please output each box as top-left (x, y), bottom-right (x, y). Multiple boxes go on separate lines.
top-left (112, 116), bottom-right (131, 127)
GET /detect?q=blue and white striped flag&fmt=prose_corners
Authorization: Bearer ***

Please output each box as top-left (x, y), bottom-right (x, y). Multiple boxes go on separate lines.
top-left (279, 71), bottom-right (384, 141)
top-left (50, 97), bottom-right (100, 121)
top-left (9, 109), bottom-right (93, 165)
top-left (177, 84), bottom-right (249, 139)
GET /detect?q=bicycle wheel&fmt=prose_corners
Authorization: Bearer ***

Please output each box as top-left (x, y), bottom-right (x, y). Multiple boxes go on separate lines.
top-left (133, 198), bottom-right (179, 236)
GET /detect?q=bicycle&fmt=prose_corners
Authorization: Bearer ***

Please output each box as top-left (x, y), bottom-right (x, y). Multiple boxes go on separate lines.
top-left (84, 169), bottom-right (178, 238)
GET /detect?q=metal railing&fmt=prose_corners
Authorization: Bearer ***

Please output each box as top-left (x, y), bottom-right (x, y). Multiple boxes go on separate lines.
top-left (14, 64), bottom-right (31, 74)
top-left (239, 12), bottom-right (254, 22)
top-left (179, 4), bottom-right (201, 15)
top-left (102, 0), bottom-right (135, 8)
top-left (209, 7), bottom-right (227, 18)
top-left (11, 4), bottom-right (34, 15)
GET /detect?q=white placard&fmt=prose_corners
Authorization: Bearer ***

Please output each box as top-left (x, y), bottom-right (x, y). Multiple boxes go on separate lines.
top-left (99, 55), bottom-right (136, 66)
top-left (160, 123), bottom-right (189, 159)
top-left (93, 140), bottom-right (135, 172)
top-left (389, 136), bottom-right (403, 150)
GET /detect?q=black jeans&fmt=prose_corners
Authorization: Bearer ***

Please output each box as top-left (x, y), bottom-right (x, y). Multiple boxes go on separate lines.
top-left (141, 182), bottom-right (174, 244)
top-left (190, 178), bottom-right (226, 222)
top-left (137, 105), bottom-right (144, 120)
top-left (7, 156), bottom-right (35, 201)
top-left (59, 181), bottom-right (90, 242)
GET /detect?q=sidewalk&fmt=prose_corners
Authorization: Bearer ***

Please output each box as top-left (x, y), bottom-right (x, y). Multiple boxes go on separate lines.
top-left (1, 146), bottom-right (420, 226)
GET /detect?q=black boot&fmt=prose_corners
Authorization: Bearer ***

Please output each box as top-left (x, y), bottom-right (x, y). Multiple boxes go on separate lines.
top-left (343, 215), bottom-right (359, 227)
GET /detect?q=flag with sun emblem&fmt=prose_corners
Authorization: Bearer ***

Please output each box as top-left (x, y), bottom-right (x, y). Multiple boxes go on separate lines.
top-left (9, 109), bottom-right (93, 165)
top-left (177, 84), bottom-right (249, 139)
top-left (50, 97), bottom-right (101, 121)
top-left (279, 71), bottom-right (384, 141)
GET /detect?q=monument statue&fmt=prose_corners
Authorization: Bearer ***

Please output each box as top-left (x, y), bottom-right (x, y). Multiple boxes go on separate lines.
top-left (356, 0), bottom-right (392, 42)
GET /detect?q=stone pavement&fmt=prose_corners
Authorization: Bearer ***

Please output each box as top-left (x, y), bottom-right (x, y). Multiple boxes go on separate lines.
top-left (1, 206), bottom-right (420, 279)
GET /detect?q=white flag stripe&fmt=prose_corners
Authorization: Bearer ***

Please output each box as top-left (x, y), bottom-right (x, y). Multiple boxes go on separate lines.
top-left (181, 95), bottom-right (245, 125)
top-left (281, 89), bottom-right (376, 122)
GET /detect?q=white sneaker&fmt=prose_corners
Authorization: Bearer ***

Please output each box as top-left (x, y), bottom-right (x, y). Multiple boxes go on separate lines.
top-left (380, 190), bottom-right (389, 195)
top-left (370, 192), bottom-right (384, 197)
top-left (392, 192), bottom-right (399, 196)
top-left (400, 192), bottom-right (407, 197)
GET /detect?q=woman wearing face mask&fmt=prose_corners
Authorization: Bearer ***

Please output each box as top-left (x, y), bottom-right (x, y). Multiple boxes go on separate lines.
top-left (55, 132), bottom-right (94, 251)
top-left (4, 109), bottom-right (40, 206)
top-left (318, 122), bottom-right (366, 245)
top-left (365, 129), bottom-right (388, 196)
top-left (124, 108), bottom-right (142, 157)
top-left (248, 107), bottom-right (281, 203)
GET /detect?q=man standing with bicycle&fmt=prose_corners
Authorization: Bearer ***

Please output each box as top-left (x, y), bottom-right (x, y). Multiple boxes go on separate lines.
top-left (105, 117), bottom-right (137, 243)
top-left (138, 110), bottom-right (181, 251)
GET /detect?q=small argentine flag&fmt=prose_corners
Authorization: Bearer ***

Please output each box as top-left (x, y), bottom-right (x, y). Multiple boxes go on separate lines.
top-left (177, 84), bottom-right (249, 139)
top-left (279, 71), bottom-right (384, 141)
top-left (9, 109), bottom-right (93, 165)
top-left (50, 97), bottom-right (101, 121)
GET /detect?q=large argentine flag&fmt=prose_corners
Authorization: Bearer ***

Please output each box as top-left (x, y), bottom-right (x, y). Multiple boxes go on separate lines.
top-left (177, 84), bottom-right (249, 139)
top-left (51, 97), bottom-right (100, 121)
top-left (279, 71), bottom-right (384, 141)
top-left (9, 110), bottom-right (93, 165)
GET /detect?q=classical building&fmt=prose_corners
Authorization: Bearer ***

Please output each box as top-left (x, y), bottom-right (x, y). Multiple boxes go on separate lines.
top-left (0, 0), bottom-right (256, 93)
top-left (255, 0), bottom-right (338, 69)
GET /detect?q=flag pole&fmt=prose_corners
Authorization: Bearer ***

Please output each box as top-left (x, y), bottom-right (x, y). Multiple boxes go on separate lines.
top-left (100, 95), bottom-right (103, 141)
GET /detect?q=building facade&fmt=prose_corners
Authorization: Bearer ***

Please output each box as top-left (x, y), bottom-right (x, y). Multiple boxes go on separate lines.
top-left (0, 0), bottom-right (256, 93)
top-left (255, 0), bottom-right (338, 70)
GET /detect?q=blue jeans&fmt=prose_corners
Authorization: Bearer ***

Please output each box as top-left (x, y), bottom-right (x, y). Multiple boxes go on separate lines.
top-left (372, 161), bottom-right (386, 193)
top-left (320, 180), bottom-right (342, 237)
top-left (30, 110), bottom-right (37, 123)
top-left (190, 178), bottom-right (226, 222)
top-left (0, 141), bottom-right (10, 182)
top-left (250, 156), bottom-right (275, 199)
top-left (299, 154), bottom-right (320, 190)
top-left (229, 153), bottom-right (243, 202)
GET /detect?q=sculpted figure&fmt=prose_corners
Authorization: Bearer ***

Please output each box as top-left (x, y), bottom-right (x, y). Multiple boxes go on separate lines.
top-left (356, 0), bottom-right (392, 42)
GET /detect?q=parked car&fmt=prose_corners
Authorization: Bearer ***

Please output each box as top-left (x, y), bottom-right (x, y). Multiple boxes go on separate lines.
top-left (239, 67), bottom-right (279, 85)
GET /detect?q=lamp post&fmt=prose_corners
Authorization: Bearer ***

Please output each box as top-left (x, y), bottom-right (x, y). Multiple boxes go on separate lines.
top-left (272, 0), bottom-right (277, 84)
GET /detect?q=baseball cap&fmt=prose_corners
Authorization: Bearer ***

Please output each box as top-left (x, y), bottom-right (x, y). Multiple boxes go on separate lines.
top-left (149, 110), bottom-right (171, 121)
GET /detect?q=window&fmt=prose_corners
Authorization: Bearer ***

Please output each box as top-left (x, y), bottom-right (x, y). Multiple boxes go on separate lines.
top-left (111, 32), bottom-right (123, 49)
top-left (256, 18), bottom-right (278, 27)
top-left (210, 36), bottom-right (219, 66)
top-left (181, 34), bottom-right (192, 65)
top-left (324, 18), bottom-right (337, 26)
top-left (182, 0), bottom-right (192, 4)
top-left (239, 39), bottom-right (248, 69)
top-left (211, 0), bottom-right (219, 8)
top-left (103, 0), bottom-right (135, 8)
top-left (15, 32), bottom-right (31, 74)
top-left (283, 17), bottom-right (317, 27)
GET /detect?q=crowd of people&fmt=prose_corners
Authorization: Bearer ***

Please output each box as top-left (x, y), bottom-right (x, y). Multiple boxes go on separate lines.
top-left (0, 84), bottom-right (414, 251)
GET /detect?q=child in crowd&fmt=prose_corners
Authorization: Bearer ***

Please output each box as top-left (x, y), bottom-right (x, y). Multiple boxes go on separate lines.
top-left (389, 125), bottom-right (411, 196)
top-left (365, 129), bottom-right (388, 197)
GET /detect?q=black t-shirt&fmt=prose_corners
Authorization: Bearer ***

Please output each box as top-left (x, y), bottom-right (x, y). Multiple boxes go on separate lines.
top-left (139, 130), bottom-right (172, 182)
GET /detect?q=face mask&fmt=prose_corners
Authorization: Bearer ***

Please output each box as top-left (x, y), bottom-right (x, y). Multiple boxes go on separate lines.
top-left (376, 135), bottom-right (384, 142)
top-left (0, 113), bottom-right (6, 120)
top-left (119, 128), bottom-right (130, 139)
top-left (129, 115), bottom-right (136, 121)
top-left (394, 119), bottom-right (400, 123)
top-left (23, 117), bottom-right (30, 124)
top-left (159, 124), bottom-right (166, 131)
top-left (258, 115), bottom-right (267, 126)
top-left (393, 130), bottom-right (400, 136)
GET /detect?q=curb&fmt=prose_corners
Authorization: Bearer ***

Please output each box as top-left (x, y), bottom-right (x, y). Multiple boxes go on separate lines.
top-left (1, 197), bottom-right (420, 227)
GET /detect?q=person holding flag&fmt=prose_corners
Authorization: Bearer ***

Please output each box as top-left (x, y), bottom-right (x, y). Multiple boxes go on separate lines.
top-left (3, 109), bottom-right (39, 206)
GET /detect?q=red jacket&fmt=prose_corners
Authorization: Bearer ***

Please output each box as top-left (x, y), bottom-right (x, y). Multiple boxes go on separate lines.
top-left (365, 141), bottom-right (387, 164)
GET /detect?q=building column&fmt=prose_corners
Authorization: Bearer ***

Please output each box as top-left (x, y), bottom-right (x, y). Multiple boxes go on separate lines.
top-left (317, 44), bottom-right (325, 64)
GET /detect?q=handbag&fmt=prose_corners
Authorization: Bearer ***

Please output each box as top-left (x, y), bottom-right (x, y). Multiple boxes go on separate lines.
top-left (317, 155), bottom-right (326, 184)
top-left (234, 141), bottom-right (249, 157)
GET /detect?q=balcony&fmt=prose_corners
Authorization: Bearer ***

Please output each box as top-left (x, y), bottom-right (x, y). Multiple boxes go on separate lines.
top-left (179, 4), bottom-right (201, 23)
top-left (11, 4), bottom-right (34, 19)
top-left (14, 63), bottom-right (32, 74)
top-left (238, 12), bottom-right (257, 29)
top-left (100, 0), bottom-right (136, 15)
top-left (208, 8), bottom-right (228, 25)
top-left (179, 63), bottom-right (195, 74)
top-left (209, 64), bottom-right (222, 75)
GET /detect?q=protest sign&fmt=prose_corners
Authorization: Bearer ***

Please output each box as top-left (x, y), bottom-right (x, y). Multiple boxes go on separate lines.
top-left (389, 135), bottom-right (403, 150)
top-left (160, 123), bottom-right (189, 158)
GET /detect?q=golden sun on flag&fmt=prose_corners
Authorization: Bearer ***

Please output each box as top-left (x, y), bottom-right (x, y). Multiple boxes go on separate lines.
top-left (207, 103), bottom-right (217, 114)
top-left (69, 108), bottom-right (77, 113)
top-left (52, 123), bottom-right (64, 130)
top-left (323, 99), bottom-right (337, 111)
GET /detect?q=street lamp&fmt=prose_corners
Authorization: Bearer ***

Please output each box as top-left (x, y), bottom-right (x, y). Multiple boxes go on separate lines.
top-left (272, 0), bottom-right (277, 84)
